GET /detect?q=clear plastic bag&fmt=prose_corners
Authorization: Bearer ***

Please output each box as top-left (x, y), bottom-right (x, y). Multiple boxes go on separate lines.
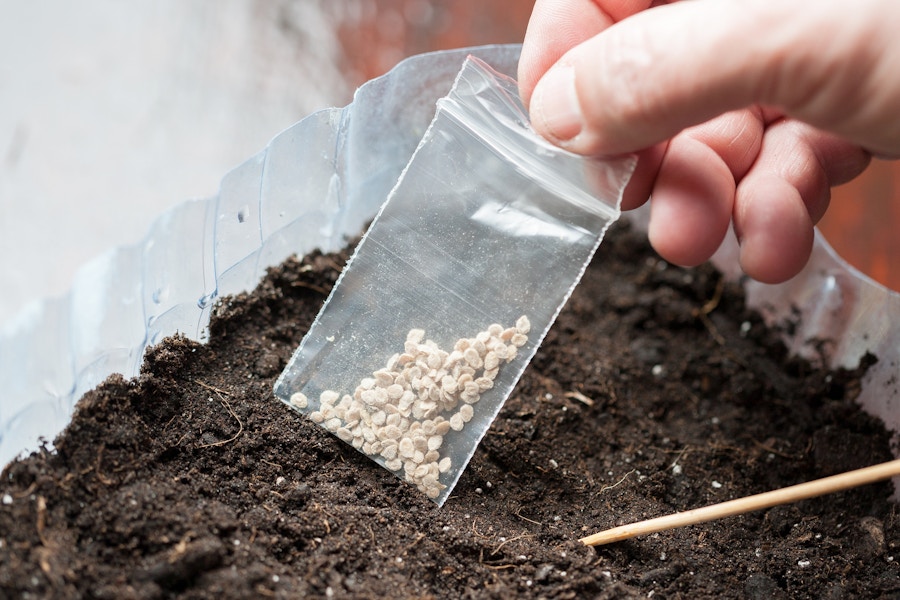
top-left (275, 56), bottom-right (635, 505)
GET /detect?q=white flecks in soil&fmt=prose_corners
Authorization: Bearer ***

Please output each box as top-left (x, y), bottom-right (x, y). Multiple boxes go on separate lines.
top-left (305, 317), bottom-right (529, 499)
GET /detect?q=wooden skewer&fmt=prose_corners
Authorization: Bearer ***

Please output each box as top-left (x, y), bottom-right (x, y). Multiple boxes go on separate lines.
top-left (581, 458), bottom-right (900, 547)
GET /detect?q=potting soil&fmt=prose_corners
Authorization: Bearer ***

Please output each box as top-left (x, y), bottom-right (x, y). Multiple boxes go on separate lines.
top-left (1, 221), bottom-right (898, 599)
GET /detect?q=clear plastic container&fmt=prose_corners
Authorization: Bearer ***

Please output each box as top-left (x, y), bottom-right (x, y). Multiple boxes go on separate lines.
top-left (1, 44), bottom-right (898, 480)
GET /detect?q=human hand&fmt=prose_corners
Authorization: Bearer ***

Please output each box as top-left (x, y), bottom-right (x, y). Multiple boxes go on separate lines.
top-left (519, 0), bottom-right (900, 283)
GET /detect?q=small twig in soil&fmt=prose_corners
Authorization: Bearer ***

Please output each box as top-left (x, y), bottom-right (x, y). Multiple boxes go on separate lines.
top-left (404, 533), bottom-right (427, 555)
top-left (290, 280), bottom-right (330, 295)
top-left (514, 509), bottom-right (542, 527)
top-left (564, 390), bottom-right (595, 407)
top-left (598, 469), bottom-right (636, 494)
top-left (697, 277), bottom-right (725, 316)
top-left (196, 383), bottom-right (244, 449)
top-left (197, 397), bottom-right (243, 448)
top-left (697, 312), bottom-right (726, 346)
top-left (670, 447), bottom-right (690, 473)
top-left (12, 481), bottom-right (38, 500)
top-left (693, 278), bottom-right (727, 345)
top-left (472, 518), bottom-right (490, 539)
top-left (490, 533), bottom-right (533, 556)
top-left (35, 496), bottom-right (50, 547)
top-left (751, 438), bottom-right (801, 460)
top-left (581, 458), bottom-right (900, 546)
top-left (195, 380), bottom-right (231, 396)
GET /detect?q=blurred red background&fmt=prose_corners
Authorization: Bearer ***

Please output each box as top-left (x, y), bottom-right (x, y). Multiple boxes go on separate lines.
top-left (337, 0), bottom-right (898, 291)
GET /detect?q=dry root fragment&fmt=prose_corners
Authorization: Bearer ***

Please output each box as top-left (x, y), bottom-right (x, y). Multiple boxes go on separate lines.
top-left (302, 316), bottom-right (530, 499)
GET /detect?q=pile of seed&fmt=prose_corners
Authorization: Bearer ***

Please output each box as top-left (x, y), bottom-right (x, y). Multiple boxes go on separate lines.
top-left (289, 316), bottom-right (531, 499)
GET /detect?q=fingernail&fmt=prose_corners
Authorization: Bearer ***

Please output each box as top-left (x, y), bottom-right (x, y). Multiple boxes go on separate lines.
top-left (531, 64), bottom-right (583, 142)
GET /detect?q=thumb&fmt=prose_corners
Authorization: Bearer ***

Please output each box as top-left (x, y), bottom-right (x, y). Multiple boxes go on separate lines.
top-left (528, 0), bottom-right (900, 157)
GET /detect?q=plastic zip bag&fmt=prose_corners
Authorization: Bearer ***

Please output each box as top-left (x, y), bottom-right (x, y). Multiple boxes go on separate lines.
top-left (274, 56), bottom-right (636, 505)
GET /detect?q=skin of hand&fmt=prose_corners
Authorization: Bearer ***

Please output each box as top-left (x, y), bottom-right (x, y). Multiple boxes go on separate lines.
top-left (519, 0), bottom-right (900, 283)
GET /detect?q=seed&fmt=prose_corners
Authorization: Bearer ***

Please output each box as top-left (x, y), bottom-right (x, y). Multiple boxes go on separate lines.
top-left (450, 413), bottom-right (464, 431)
top-left (289, 392), bottom-right (308, 409)
top-left (427, 435), bottom-right (443, 451)
top-left (488, 323), bottom-right (503, 336)
top-left (472, 340), bottom-right (486, 356)
top-left (381, 444), bottom-right (398, 460)
top-left (336, 427), bottom-right (353, 442)
top-left (445, 350), bottom-right (464, 366)
top-left (360, 378), bottom-right (376, 390)
top-left (399, 390), bottom-right (415, 411)
top-left (459, 404), bottom-right (474, 423)
top-left (516, 315), bottom-right (531, 334)
top-left (511, 333), bottom-right (528, 348)
top-left (345, 406), bottom-right (361, 422)
top-left (460, 391), bottom-right (479, 404)
top-left (483, 352), bottom-right (499, 371)
top-left (438, 457), bottom-right (452, 473)
top-left (385, 353), bottom-right (400, 370)
top-left (324, 418), bottom-right (342, 432)
top-left (413, 450), bottom-right (425, 464)
top-left (424, 450), bottom-right (439, 463)
top-left (383, 425), bottom-right (402, 440)
top-left (463, 348), bottom-right (482, 368)
top-left (407, 328), bottom-right (425, 344)
top-left (475, 377), bottom-right (494, 392)
top-left (475, 330), bottom-right (490, 344)
top-left (385, 458), bottom-right (403, 471)
top-left (483, 367), bottom-right (499, 381)
top-left (363, 427), bottom-right (378, 443)
top-left (399, 438), bottom-right (415, 458)
top-left (374, 370), bottom-right (394, 387)
top-left (320, 390), bottom-right (340, 405)
top-left (434, 420), bottom-right (451, 436)
top-left (425, 487), bottom-right (440, 499)
top-left (386, 384), bottom-right (404, 400)
top-left (500, 327), bottom-right (516, 341)
top-left (309, 411), bottom-right (325, 423)
top-left (413, 464), bottom-right (429, 479)
top-left (371, 410), bottom-right (387, 426)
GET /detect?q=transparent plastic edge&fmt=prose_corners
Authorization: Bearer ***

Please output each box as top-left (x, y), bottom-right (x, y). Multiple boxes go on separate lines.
top-left (0, 44), bottom-right (524, 469)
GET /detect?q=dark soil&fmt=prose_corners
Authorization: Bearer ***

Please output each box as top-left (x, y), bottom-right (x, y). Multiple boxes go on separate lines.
top-left (2, 222), bottom-right (899, 599)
